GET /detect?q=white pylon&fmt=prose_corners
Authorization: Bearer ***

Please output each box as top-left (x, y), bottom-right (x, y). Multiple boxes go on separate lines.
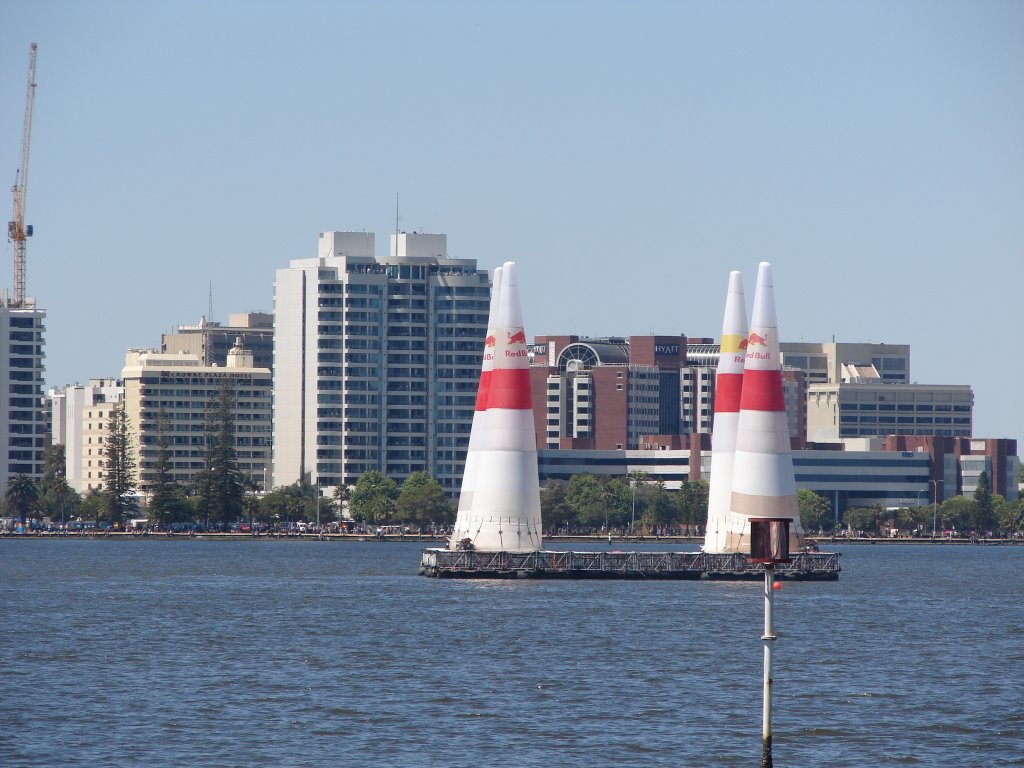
top-left (451, 262), bottom-right (544, 553)
top-left (725, 262), bottom-right (805, 554)
top-left (703, 270), bottom-right (747, 554)
top-left (449, 266), bottom-right (502, 550)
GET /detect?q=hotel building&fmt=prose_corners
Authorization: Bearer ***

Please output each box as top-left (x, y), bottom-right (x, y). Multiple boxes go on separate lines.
top-left (121, 343), bottom-right (272, 495)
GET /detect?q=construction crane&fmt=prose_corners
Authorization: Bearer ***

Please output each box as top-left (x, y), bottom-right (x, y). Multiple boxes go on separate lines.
top-left (8, 42), bottom-right (37, 307)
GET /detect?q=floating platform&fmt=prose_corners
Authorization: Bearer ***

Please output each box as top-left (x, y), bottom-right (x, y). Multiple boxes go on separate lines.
top-left (418, 549), bottom-right (840, 581)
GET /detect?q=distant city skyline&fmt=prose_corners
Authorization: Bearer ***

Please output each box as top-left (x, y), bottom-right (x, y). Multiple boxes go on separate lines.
top-left (3, 2), bottom-right (1021, 446)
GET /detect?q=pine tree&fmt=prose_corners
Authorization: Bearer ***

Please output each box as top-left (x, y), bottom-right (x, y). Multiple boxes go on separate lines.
top-left (148, 410), bottom-right (187, 529)
top-left (202, 378), bottom-right (244, 529)
top-left (103, 403), bottom-right (137, 526)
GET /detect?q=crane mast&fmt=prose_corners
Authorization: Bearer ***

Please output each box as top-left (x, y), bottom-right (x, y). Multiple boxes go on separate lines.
top-left (8, 42), bottom-right (37, 307)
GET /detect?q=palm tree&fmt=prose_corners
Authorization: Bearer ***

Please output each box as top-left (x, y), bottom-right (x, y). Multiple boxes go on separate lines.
top-left (6, 474), bottom-right (39, 523)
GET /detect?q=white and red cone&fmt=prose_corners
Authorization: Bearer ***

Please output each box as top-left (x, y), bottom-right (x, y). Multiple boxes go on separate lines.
top-left (725, 262), bottom-right (805, 553)
top-left (703, 270), bottom-right (747, 554)
top-left (449, 266), bottom-right (502, 550)
top-left (450, 262), bottom-right (543, 552)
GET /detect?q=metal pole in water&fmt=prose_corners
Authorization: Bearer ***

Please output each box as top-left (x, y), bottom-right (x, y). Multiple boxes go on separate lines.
top-left (761, 563), bottom-right (775, 768)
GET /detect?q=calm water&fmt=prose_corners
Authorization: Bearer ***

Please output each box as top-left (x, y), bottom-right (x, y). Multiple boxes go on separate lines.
top-left (1, 539), bottom-right (1021, 768)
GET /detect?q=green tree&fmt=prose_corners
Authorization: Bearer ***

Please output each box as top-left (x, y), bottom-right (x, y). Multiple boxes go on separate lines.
top-left (200, 379), bottom-right (245, 529)
top-left (348, 471), bottom-right (400, 524)
top-left (396, 471), bottom-right (454, 525)
top-left (565, 474), bottom-right (604, 528)
top-left (972, 471), bottom-right (997, 533)
top-left (602, 478), bottom-right (632, 529)
top-left (77, 488), bottom-right (108, 523)
top-left (843, 505), bottom-right (884, 535)
top-left (896, 504), bottom-right (931, 536)
top-left (675, 479), bottom-right (709, 532)
top-left (938, 496), bottom-right (975, 534)
top-left (103, 404), bottom-right (137, 526)
top-left (996, 496), bottom-right (1024, 535)
top-left (540, 479), bottom-right (570, 531)
top-left (626, 471), bottom-right (650, 533)
top-left (797, 489), bottom-right (833, 532)
top-left (147, 410), bottom-right (182, 529)
top-left (639, 481), bottom-right (674, 532)
top-left (5, 474), bottom-right (38, 522)
top-left (37, 444), bottom-right (78, 524)
top-left (258, 484), bottom-right (309, 526)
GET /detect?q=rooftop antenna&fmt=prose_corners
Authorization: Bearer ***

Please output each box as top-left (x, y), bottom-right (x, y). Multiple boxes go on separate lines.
top-left (208, 280), bottom-right (213, 322)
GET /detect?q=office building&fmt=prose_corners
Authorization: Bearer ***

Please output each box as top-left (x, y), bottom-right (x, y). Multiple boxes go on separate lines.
top-left (780, 341), bottom-right (911, 384)
top-left (807, 381), bottom-right (973, 441)
top-left (273, 231), bottom-right (490, 495)
top-left (1, 297), bottom-right (46, 490)
top-left (121, 343), bottom-right (272, 495)
top-left (529, 335), bottom-right (688, 451)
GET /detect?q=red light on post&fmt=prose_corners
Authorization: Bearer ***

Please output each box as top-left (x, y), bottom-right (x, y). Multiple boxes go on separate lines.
top-left (750, 518), bottom-right (791, 564)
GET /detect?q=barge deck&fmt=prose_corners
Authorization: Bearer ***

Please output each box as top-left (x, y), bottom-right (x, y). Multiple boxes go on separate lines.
top-left (418, 549), bottom-right (840, 580)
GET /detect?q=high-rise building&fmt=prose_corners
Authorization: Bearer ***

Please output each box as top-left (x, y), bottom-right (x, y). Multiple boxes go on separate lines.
top-left (161, 313), bottom-right (274, 370)
top-left (1, 297), bottom-right (46, 490)
top-left (273, 231), bottom-right (490, 495)
top-left (121, 342), bottom-right (272, 495)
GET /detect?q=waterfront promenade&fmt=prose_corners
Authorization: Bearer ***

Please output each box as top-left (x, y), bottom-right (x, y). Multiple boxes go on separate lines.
top-left (1, 530), bottom-right (1019, 545)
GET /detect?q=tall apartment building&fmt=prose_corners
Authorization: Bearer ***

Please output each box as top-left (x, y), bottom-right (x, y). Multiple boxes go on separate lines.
top-left (121, 343), bottom-right (272, 495)
top-left (161, 312), bottom-right (274, 370)
top-left (528, 335), bottom-right (688, 450)
top-left (79, 391), bottom-right (125, 494)
top-left (49, 378), bottom-right (124, 493)
top-left (273, 231), bottom-right (490, 495)
top-left (0, 297), bottom-right (46, 490)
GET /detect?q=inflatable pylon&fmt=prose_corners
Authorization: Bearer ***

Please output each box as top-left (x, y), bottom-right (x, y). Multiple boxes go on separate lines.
top-left (703, 270), bottom-right (747, 554)
top-left (725, 262), bottom-right (805, 553)
top-left (449, 261), bottom-right (543, 553)
top-left (449, 266), bottom-right (502, 550)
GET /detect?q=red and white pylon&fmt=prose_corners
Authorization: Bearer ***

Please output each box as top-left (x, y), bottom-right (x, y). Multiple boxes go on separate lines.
top-left (451, 261), bottom-right (543, 552)
top-left (449, 266), bottom-right (502, 550)
top-left (725, 262), bottom-right (805, 553)
top-left (703, 270), bottom-right (747, 554)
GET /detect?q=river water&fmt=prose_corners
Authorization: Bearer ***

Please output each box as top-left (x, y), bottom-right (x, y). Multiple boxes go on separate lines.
top-left (1, 539), bottom-right (1021, 767)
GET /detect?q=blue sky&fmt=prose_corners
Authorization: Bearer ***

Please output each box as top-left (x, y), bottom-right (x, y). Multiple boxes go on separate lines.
top-left (3, 1), bottom-right (1022, 447)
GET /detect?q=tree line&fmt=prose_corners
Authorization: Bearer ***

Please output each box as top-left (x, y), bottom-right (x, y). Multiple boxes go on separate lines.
top-left (4, 379), bottom-right (1023, 538)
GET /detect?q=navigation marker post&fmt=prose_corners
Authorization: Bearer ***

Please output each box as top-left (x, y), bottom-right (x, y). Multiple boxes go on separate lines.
top-left (750, 517), bottom-right (791, 768)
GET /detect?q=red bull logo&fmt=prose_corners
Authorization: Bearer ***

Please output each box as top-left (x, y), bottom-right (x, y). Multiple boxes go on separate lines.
top-left (484, 334), bottom-right (496, 347)
top-left (507, 329), bottom-right (527, 345)
top-left (747, 331), bottom-right (768, 347)
top-left (737, 338), bottom-right (749, 350)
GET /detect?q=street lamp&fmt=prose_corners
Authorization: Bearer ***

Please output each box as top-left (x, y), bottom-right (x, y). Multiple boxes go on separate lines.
top-left (929, 479), bottom-right (941, 538)
top-left (630, 477), bottom-right (636, 536)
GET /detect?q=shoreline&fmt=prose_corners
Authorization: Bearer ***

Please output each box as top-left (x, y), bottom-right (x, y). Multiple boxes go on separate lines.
top-left (0, 531), bottom-right (1020, 545)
